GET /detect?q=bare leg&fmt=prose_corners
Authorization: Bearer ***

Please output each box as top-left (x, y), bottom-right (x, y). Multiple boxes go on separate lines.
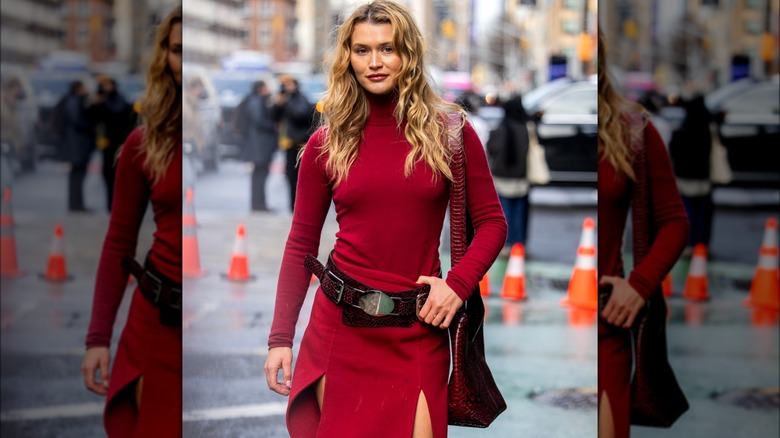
top-left (134, 375), bottom-right (144, 411)
top-left (412, 391), bottom-right (433, 438)
top-left (314, 375), bottom-right (326, 412)
top-left (599, 391), bottom-right (615, 438)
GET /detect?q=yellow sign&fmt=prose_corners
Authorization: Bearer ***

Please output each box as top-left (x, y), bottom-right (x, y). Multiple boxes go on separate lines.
top-left (441, 19), bottom-right (455, 39)
top-left (761, 33), bottom-right (776, 61)
top-left (577, 33), bottom-right (592, 61)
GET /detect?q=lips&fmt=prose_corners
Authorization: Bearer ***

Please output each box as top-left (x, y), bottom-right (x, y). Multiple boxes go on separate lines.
top-left (367, 74), bottom-right (388, 81)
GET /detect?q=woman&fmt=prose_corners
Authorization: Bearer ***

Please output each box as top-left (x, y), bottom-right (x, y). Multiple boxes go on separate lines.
top-left (263, 1), bottom-right (507, 437)
top-left (597, 26), bottom-right (689, 438)
top-left (81, 5), bottom-right (182, 436)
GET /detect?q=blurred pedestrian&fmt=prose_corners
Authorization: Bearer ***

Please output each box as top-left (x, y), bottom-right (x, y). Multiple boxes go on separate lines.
top-left (183, 76), bottom-right (205, 160)
top-left (240, 80), bottom-right (278, 211)
top-left (597, 27), bottom-right (689, 438)
top-left (0, 77), bottom-right (25, 165)
top-left (273, 75), bottom-right (314, 211)
top-left (62, 80), bottom-right (97, 212)
top-left (91, 76), bottom-right (134, 212)
top-left (263, 2), bottom-right (506, 437)
top-left (668, 92), bottom-right (715, 254)
top-left (82, 5), bottom-right (182, 437)
top-left (486, 94), bottom-right (532, 254)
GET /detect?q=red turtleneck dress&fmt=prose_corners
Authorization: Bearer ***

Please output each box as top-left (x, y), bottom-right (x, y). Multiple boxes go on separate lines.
top-left (85, 127), bottom-right (182, 437)
top-left (598, 120), bottom-right (689, 437)
top-left (268, 92), bottom-right (507, 437)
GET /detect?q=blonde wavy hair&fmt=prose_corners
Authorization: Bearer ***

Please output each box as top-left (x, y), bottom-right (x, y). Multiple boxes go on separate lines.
top-left (136, 5), bottom-right (181, 183)
top-left (318, 0), bottom-right (464, 186)
top-left (597, 26), bottom-right (646, 181)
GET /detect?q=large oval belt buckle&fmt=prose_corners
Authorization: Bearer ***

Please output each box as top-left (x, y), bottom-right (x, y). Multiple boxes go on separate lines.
top-left (358, 290), bottom-right (395, 316)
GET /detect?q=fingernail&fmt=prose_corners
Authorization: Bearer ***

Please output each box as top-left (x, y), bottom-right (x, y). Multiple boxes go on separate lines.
top-left (103, 381), bottom-right (109, 387)
top-left (286, 380), bottom-right (291, 387)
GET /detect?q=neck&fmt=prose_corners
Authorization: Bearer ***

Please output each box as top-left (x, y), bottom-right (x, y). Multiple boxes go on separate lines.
top-left (365, 90), bottom-right (398, 125)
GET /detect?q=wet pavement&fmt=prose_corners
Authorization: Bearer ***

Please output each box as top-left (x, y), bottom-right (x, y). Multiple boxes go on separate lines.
top-left (0, 153), bottom-right (777, 437)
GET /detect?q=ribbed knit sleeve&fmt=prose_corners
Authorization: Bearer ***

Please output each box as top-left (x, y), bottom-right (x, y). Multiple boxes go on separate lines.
top-left (444, 122), bottom-right (508, 301)
top-left (268, 129), bottom-right (332, 348)
top-left (86, 129), bottom-right (150, 348)
top-left (627, 122), bottom-right (690, 300)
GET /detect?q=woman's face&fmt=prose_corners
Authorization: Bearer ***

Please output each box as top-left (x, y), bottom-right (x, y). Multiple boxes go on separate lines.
top-left (168, 22), bottom-right (183, 85)
top-left (349, 22), bottom-right (402, 95)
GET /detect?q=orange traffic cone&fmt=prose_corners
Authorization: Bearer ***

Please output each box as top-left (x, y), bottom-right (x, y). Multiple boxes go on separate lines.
top-left (662, 273), bottom-right (672, 297)
top-left (683, 244), bottom-right (709, 301)
top-left (479, 274), bottom-right (491, 297)
top-left (744, 218), bottom-right (779, 311)
top-left (222, 223), bottom-right (255, 282)
top-left (501, 243), bottom-right (527, 300)
top-left (560, 217), bottom-right (597, 310)
top-left (183, 187), bottom-right (206, 278)
top-left (40, 224), bottom-right (72, 281)
top-left (1, 187), bottom-right (22, 277)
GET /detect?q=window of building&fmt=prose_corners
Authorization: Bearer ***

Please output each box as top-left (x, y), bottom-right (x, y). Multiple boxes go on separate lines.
top-left (563, 20), bottom-right (579, 35)
top-left (77, 23), bottom-right (89, 46)
top-left (79, 0), bottom-right (90, 17)
top-left (259, 22), bottom-right (271, 46)
top-left (746, 0), bottom-right (763, 10)
top-left (262, 1), bottom-right (274, 19)
top-left (563, 0), bottom-right (581, 10)
top-left (745, 19), bottom-right (762, 34)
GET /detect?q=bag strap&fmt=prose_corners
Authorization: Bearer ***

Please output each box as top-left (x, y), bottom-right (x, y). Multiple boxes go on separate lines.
top-left (629, 113), bottom-right (652, 266)
top-left (446, 113), bottom-right (485, 334)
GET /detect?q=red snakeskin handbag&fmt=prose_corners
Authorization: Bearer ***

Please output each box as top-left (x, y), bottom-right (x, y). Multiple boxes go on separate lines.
top-left (446, 114), bottom-right (507, 427)
top-left (628, 113), bottom-right (689, 427)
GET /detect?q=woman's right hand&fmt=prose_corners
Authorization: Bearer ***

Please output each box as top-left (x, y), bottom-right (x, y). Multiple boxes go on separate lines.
top-left (81, 347), bottom-right (110, 396)
top-left (264, 347), bottom-right (293, 396)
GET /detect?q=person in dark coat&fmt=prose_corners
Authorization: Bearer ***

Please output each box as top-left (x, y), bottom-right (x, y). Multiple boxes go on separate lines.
top-left (92, 76), bottom-right (134, 212)
top-left (273, 76), bottom-right (314, 211)
top-left (486, 94), bottom-right (531, 252)
top-left (63, 80), bottom-right (97, 212)
top-left (668, 93), bottom-right (714, 252)
top-left (240, 80), bottom-right (278, 211)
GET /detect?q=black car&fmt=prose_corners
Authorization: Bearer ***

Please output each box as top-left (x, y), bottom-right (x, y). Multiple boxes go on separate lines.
top-left (527, 78), bottom-right (597, 186)
top-left (714, 78), bottom-right (780, 188)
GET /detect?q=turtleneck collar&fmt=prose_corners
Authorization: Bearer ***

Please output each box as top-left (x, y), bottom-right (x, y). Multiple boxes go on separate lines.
top-left (365, 90), bottom-right (399, 126)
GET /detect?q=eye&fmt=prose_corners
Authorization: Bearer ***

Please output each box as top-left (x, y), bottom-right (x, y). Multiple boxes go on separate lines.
top-left (354, 47), bottom-right (368, 54)
top-left (381, 46), bottom-right (393, 53)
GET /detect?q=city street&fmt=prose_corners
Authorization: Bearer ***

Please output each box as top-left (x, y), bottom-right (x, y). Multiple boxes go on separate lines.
top-left (0, 152), bottom-right (777, 437)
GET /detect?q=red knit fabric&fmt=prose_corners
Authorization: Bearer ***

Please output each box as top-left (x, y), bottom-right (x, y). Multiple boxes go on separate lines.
top-left (86, 127), bottom-right (182, 348)
top-left (268, 92), bottom-right (507, 348)
top-left (598, 120), bottom-right (689, 301)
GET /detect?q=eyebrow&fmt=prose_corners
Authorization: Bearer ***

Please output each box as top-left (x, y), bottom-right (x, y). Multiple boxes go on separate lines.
top-left (351, 41), bottom-right (393, 48)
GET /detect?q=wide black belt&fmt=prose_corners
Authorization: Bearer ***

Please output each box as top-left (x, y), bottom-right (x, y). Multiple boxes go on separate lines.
top-left (304, 253), bottom-right (431, 327)
top-left (122, 254), bottom-right (182, 327)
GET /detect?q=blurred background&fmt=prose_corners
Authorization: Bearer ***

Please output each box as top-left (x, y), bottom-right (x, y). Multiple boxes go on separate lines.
top-left (181, 1), bottom-right (599, 437)
top-left (601, 1), bottom-right (779, 437)
top-left (1, 1), bottom-right (177, 437)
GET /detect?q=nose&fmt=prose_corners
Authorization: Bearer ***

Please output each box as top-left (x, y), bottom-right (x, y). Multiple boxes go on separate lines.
top-left (369, 51), bottom-right (383, 69)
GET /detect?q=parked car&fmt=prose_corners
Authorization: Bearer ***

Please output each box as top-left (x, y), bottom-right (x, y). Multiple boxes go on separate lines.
top-left (713, 78), bottom-right (780, 187)
top-left (527, 78), bottom-right (598, 186)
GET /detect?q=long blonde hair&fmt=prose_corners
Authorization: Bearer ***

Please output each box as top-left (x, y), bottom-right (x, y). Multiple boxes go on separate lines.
top-left (318, 0), bottom-right (463, 186)
top-left (597, 26), bottom-right (645, 180)
top-left (136, 5), bottom-right (181, 183)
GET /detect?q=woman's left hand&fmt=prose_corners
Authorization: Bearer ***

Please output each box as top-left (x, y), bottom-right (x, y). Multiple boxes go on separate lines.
top-left (416, 276), bottom-right (463, 329)
top-left (599, 276), bottom-right (646, 328)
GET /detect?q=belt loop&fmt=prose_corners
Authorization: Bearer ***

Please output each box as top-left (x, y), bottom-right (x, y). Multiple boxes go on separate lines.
top-left (326, 270), bottom-right (345, 304)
